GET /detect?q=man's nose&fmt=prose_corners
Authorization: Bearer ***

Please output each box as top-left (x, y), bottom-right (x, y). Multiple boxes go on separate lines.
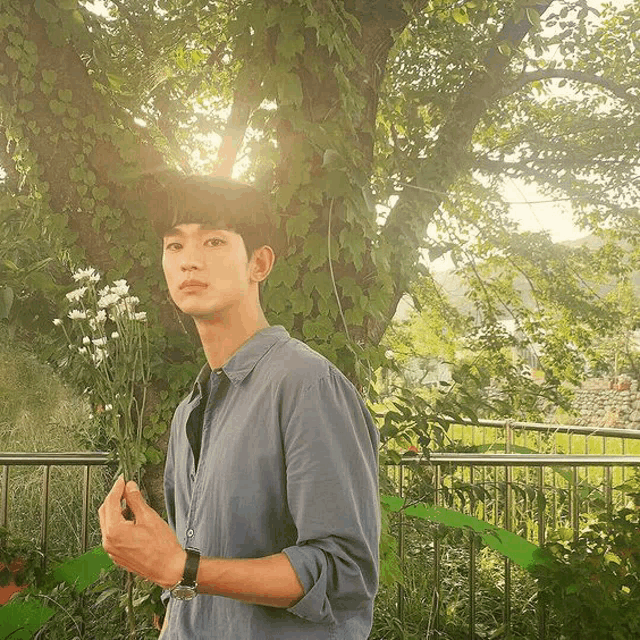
top-left (180, 247), bottom-right (204, 271)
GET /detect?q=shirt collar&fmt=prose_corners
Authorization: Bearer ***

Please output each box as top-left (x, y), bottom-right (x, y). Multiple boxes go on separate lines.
top-left (189, 325), bottom-right (289, 400)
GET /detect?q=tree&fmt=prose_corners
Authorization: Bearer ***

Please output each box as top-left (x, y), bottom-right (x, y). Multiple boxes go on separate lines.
top-left (1, 0), bottom-right (639, 504)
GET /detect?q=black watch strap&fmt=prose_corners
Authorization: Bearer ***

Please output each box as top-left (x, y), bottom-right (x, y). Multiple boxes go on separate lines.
top-left (182, 548), bottom-right (200, 587)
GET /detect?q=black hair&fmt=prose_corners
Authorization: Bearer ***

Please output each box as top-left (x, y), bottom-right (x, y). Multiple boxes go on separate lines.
top-left (154, 174), bottom-right (277, 261)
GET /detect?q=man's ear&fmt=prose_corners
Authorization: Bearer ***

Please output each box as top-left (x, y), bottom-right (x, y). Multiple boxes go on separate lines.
top-left (250, 245), bottom-right (275, 283)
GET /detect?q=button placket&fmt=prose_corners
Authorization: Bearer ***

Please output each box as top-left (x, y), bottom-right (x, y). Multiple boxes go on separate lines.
top-left (183, 372), bottom-right (228, 550)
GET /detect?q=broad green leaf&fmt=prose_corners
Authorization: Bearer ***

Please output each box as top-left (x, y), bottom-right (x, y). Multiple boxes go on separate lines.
top-left (380, 496), bottom-right (552, 571)
top-left (51, 546), bottom-right (113, 592)
top-left (0, 598), bottom-right (55, 640)
top-left (276, 31), bottom-right (305, 60)
top-left (277, 72), bottom-right (303, 107)
top-left (35, 0), bottom-right (59, 23)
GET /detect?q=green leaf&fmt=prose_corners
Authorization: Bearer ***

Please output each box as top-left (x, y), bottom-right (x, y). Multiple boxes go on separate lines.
top-left (452, 8), bottom-right (469, 24)
top-left (303, 233), bottom-right (327, 271)
top-left (92, 185), bottom-right (109, 201)
top-left (322, 149), bottom-right (346, 170)
top-left (58, 88), bottom-right (73, 103)
top-left (285, 208), bottom-right (314, 239)
top-left (18, 99), bottom-right (33, 113)
top-left (51, 547), bottom-right (113, 592)
top-left (0, 598), bottom-right (55, 640)
top-left (277, 72), bottom-right (303, 107)
top-left (53, 0), bottom-right (78, 10)
top-left (276, 31), bottom-right (305, 60)
top-left (497, 42), bottom-right (511, 57)
top-left (380, 496), bottom-right (553, 571)
top-left (312, 271), bottom-right (334, 302)
top-left (0, 286), bottom-right (14, 320)
top-left (35, 0), bottom-right (60, 23)
top-left (526, 7), bottom-right (541, 29)
top-left (49, 99), bottom-right (66, 116)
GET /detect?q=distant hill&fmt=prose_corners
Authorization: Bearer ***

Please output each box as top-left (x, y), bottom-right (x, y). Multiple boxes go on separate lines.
top-left (431, 233), bottom-right (639, 315)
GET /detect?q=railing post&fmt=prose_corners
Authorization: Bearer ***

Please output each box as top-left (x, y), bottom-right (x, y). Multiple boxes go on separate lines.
top-left (81, 464), bottom-right (91, 553)
top-left (537, 466), bottom-right (546, 640)
top-left (572, 466), bottom-right (580, 544)
top-left (504, 421), bottom-right (513, 638)
top-left (397, 464), bottom-right (405, 628)
top-left (432, 463), bottom-right (441, 637)
top-left (469, 465), bottom-right (476, 639)
top-left (40, 465), bottom-right (51, 572)
top-left (1, 465), bottom-right (8, 528)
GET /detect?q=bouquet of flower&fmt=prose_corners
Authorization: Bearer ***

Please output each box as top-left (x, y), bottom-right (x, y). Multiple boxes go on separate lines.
top-left (54, 267), bottom-right (150, 482)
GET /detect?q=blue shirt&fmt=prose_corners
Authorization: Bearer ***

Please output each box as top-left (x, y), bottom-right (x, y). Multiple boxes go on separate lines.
top-left (162, 325), bottom-right (380, 639)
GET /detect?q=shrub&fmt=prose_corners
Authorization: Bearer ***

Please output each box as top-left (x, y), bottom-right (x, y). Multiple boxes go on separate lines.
top-left (533, 505), bottom-right (640, 640)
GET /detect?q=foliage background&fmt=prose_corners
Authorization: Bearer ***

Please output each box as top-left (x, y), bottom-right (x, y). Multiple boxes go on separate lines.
top-left (0, 0), bottom-right (640, 636)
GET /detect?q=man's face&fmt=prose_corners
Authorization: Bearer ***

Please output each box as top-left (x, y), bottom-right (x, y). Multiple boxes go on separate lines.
top-left (162, 223), bottom-right (254, 320)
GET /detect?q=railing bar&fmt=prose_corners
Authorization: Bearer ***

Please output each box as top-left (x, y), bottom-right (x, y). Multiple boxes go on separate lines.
top-left (0, 452), bottom-right (110, 465)
top-left (1, 465), bottom-right (8, 528)
top-left (40, 465), bottom-right (51, 572)
top-left (390, 454), bottom-right (640, 466)
top-left (448, 419), bottom-right (640, 440)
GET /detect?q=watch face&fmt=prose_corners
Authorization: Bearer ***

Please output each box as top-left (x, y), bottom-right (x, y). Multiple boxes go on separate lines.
top-left (171, 585), bottom-right (197, 601)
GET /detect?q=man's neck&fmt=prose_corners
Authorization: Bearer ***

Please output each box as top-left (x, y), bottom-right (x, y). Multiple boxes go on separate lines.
top-left (194, 310), bottom-right (270, 370)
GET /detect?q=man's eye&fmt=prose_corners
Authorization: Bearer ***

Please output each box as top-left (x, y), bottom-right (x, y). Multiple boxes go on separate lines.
top-left (165, 242), bottom-right (182, 251)
top-left (205, 238), bottom-right (224, 247)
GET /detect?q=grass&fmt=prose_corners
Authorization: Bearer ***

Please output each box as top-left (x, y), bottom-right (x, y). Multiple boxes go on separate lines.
top-left (0, 325), bottom-right (110, 561)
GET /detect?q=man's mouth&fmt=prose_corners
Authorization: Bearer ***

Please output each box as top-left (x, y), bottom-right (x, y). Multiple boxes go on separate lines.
top-left (179, 280), bottom-right (208, 290)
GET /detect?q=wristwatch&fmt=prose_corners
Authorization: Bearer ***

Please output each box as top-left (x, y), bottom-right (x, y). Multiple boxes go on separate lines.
top-left (170, 548), bottom-right (200, 600)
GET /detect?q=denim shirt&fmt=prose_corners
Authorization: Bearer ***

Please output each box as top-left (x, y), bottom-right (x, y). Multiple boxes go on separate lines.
top-left (162, 325), bottom-right (380, 639)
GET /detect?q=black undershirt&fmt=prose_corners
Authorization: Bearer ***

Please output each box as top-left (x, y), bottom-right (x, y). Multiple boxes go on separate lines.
top-left (186, 370), bottom-right (226, 471)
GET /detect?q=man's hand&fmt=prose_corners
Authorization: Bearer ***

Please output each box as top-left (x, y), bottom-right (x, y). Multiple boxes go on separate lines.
top-left (98, 475), bottom-right (186, 589)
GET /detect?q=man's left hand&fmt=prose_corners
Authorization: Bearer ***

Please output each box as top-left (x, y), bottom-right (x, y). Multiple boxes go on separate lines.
top-left (98, 475), bottom-right (186, 588)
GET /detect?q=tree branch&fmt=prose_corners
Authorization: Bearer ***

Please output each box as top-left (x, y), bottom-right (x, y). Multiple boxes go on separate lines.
top-left (501, 68), bottom-right (640, 104)
top-left (213, 65), bottom-right (263, 177)
top-left (373, 2), bottom-right (553, 345)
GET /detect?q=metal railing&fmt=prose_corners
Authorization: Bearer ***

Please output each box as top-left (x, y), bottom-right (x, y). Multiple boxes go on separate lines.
top-left (3, 420), bottom-right (640, 638)
top-left (0, 452), bottom-right (110, 570)
top-left (385, 419), bottom-right (640, 639)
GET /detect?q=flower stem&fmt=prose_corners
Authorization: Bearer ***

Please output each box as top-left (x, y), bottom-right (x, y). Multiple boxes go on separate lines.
top-left (127, 571), bottom-right (136, 639)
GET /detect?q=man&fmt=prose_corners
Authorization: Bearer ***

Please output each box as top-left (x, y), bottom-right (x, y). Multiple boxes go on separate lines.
top-left (99, 176), bottom-right (380, 639)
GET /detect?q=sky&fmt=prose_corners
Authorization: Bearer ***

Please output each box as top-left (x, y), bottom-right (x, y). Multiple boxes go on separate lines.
top-left (502, 180), bottom-right (586, 243)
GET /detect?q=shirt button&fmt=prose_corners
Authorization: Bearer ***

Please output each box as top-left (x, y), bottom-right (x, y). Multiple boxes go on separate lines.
top-left (187, 529), bottom-right (194, 538)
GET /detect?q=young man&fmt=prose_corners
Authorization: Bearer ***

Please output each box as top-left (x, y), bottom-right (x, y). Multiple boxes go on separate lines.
top-left (98, 176), bottom-right (380, 639)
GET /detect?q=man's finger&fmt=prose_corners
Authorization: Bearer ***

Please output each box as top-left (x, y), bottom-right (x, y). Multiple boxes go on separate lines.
top-left (101, 475), bottom-right (126, 528)
top-left (124, 480), bottom-right (148, 519)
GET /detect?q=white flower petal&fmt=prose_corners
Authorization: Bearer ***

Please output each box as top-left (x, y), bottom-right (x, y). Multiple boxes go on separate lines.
top-left (65, 287), bottom-right (88, 302)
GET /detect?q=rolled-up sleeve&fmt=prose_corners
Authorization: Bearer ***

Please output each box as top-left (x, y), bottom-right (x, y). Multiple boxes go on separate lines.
top-left (280, 368), bottom-right (380, 625)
